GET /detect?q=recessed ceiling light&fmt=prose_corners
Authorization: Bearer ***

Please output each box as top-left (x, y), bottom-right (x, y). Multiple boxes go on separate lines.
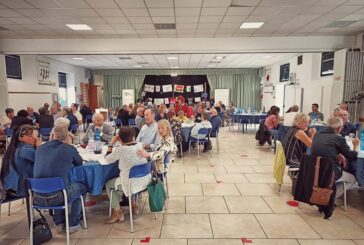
top-left (66, 24), bottom-right (92, 31)
top-left (167, 56), bottom-right (178, 60)
top-left (72, 57), bottom-right (84, 60)
top-left (262, 55), bottom-right (272, 59)
top-left (133, 65), bottom-right (142, 68)
top-left (240, 22), bottom-right (264, 29)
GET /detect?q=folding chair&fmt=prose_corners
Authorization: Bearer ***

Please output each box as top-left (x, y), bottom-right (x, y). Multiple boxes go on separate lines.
top-left (28, 177), bottom-right (87, 245)
top-left (189, 128), bottom-right (209, 159)
top-left (39, 128), bottom-right (52, 141)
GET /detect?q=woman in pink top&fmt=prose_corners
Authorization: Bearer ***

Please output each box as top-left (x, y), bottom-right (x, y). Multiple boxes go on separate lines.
top-left (264, 106), bottom-right (280, 144)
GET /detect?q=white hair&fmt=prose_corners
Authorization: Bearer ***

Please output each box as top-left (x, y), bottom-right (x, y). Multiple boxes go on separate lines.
top-left (54, 117), bottom-right (70, 128)
top-left (327, 117), bottom-right (343, 129)
top-left (92, 112), bottom-right (104, 121)
top-left (292, 113), bottom-right (309, 127)
top-left (52, 125), bottom-right (69, 142)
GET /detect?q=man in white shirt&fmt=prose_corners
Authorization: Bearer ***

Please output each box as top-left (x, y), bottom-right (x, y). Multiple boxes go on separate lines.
top-left (136, 109), bottom-right (160, 150)
top-left (71, 103), bottom-right (83, 125)
top-left (1, 108), bottom-right (14, 128)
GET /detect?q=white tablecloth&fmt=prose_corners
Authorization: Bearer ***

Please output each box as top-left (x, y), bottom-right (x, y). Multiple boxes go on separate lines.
top-left (77, 145), bottom-right (109, 165)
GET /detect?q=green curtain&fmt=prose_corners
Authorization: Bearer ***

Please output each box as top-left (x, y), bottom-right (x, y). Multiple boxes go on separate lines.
top-left (103, 74), bottom-right (145, 108)
top-left (94, 68), bottom-right (261, 109)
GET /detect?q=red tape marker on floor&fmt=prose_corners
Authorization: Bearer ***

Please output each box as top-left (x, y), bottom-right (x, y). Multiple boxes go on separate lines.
top-left (241, 237), bottom-right (253, 243)
top-left (84, 201), bottom-right (96, 207)
top-left (286, 200), bottom-right (299, 207)
top-left (140, 236), bottom-right (151, 243)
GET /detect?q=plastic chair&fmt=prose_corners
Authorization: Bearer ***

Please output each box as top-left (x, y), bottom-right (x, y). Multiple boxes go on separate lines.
top-left (28, 177), bottom-right (87, 245)
top-left (4, 128), bottom-right (13, 149)
top-left (85, 115), bottom-right (93, 130)
top-left (108, 162), bottom-right (153, 233)
top-left (209, 126), bottom-right (220, 152)
top-left (114, 119), bottom-right (122, 135)
top-left (128, 119), bottom-right (136, 126)
top-left (189, 128), bottom-right (209, 159)
top-left (39, 128), bottom-right (52, 141)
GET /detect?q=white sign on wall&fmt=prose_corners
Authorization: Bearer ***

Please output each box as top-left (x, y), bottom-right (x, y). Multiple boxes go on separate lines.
top-left (214, 89), bottom-right (229, 106)
top-left (37, 59), bottom-right (55, 85)
top-left (122, 89), bottom-right (135, 106)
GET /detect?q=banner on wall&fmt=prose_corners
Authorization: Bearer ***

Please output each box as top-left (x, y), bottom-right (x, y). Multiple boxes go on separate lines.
top-left (195, 97), bottom-right (201, 102)
top-left (174, 84), bottom-right (184, 93)
top-left (164, 98), bottom-right (169, 104)
top-left (193, 84), bottom-right (204, 93)
top-left (37, 59), bottom-right (55, 85)
top-left (186, 86), bottom-right (191, 92)
top-left (122, 89), bottom-right (135, 106)
top-left (155, 85), bottom-right (161, 92)
top-left (144, 84), bottom-right (154, 93)
top-left (170, 97), bottom-right (176, 104)
top-left (154, 98), bottom-right (164, 105)
top-left (162, 84), bottom-right (173, 92)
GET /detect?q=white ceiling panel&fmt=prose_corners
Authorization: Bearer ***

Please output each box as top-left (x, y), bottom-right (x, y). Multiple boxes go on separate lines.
top-left (96, 9), bottom-right (124, 17)
top-left (0, 0), bottom-right (34, 8)
top-left (174, 0), bottom-right (203, 8)
top-left (122, 8), bottom-right (149, 17)
top-left (104, 17), bottom-right (129, 24)
top-left (56, 0), bottom-right (90, 9)
top-left (203, 0), bottom-right (232, 8)
top-left (149, 8), bottom-right (175, 17)
top-left (145, 0), bottom-right (173, 8)
top-left (226, 7), bottom-right (254, 16)
top-left (201, 7), bottom-right (228, 16)
top-left (175, 8), bottom-right (201, 16)
top-left (114, 0), bottom-right (146, 8)
top-left (85, 0), bottom-right (118, 8)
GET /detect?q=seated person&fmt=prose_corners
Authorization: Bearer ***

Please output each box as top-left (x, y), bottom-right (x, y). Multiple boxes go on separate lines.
top-left (264, 106), bottom-right (280, 144)
top-left (10, 110), bottom-right (32, 129)
top-left (0, 125), bottom-right (41, 197)
top-left (282, 113), bottom-right (316, 167)
top-left (104, 127), bottom-right (150, 224)
top-left (63, 108), bottom-right (78, 131)
top-left (339, 109), bottom-right (356, 136)
top-left (1, 108), bottom-right (14, 128)
top-left (175, 96), bottom-right (188, 115)
top-left (117, 105), bottom-right (131, 126)
top-left (167, 105), bottom-right (176, 120)
top-left (209, 108), bottom-right (222, 137)
top-left (71, 103), bottom-right (83, 125)
top-left (191, 112), bottom-right (212, 152)
top-left (195, 104), bottom-right (205, 123)
top-left (136, 109), bottom-right (160, 150)
top-left (311, 117), bottom-right (359, 219)
top-left (137, 119), bottom-right (177, 172)
top-left (27, 106), bottom-right (39, 123)
top-left (155, 104), bottom-right (168, 122)
top-left (135, 107), bottom-right (145, 129)
top-left (283, 105), bottom-right (299, 126)
top-left (79, 103), bottom-right (93, 123)
top-left (34, 126), bottom-right (85, 233)
top-left (173, 110), bottom-right (188, 123)
top-left (308, 103), bottom-right (324, 122)
top-left (82, 113), bottom-right (113, 144)
top-left (36, 107), bottom-right (54, 129)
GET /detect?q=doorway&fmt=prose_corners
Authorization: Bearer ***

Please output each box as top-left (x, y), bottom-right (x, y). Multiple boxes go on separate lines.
top-left (58, 72), bottom-right (67, 107)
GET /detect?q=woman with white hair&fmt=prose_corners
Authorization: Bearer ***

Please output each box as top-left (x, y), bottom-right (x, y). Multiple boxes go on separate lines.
top-left (282, 113), bottom-right (317, 167)
top-left (137, 119), bottom-right (177, 172)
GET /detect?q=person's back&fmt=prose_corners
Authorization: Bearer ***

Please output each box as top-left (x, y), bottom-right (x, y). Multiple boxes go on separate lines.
top-left (191, 120), bottom-right (212, 139)
top-left (34, 140), bottom-right (83, 186)
top-left (282, 126), bottom-right (306, 166)
top-left (38, 114), bottom-right (54, 128)
top-left (117, 108), bottom-right (130, 126)
top-left (11, 116), bottom-right (32, 129)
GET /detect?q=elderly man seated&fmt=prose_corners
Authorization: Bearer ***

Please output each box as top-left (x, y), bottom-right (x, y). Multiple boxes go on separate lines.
top-left (34, 125), bottom-right (86, 233)
top-left (136, 109), bottom-right (160, 150)
top-left (135, 107), bottom-right (145, 129)
top-left (311, 117), bottom-right (359, 219)
top-left (338, 109), bottom-right (357, 137)
top-left (82, 113), bottom-right (113, 144)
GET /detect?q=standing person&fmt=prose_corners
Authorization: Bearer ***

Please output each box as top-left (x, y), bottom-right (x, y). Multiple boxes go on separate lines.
top-left (136, 109), bottom-right (159, 150)
top-left (33, 126), bottom-right (85, 233)
top-left (71, 103), bottom-right (83, 125)
top-left (1, 125), bottom-right (42, 197)
top-left (138, 119), bottom-right (177, 172)
top-left (1, 108), bottom-right (14, 128)
top-left (104, 127), bottom-right (150, 223)
top-left (155, 104), bottom-right (168, 121)
top-left (264, 106), bottom-right (280, 145)
top-left (308, 103), bottom-right (324, 122)
top-left (82, 113), bottom-right (113, 144)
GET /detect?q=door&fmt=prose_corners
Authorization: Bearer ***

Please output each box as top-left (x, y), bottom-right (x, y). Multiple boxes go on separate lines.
top-left (58, 72), bottom-right (67, 107)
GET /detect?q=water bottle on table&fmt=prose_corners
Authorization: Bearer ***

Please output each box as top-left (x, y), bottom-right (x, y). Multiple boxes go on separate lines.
top-left (94, 127), bottom-right (102, 154)
top-left (360, 129), bottom-right (364, 151)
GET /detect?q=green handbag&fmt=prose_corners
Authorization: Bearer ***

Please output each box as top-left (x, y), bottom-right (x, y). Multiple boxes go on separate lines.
top-left (147, 177), bottom-right (166, 212)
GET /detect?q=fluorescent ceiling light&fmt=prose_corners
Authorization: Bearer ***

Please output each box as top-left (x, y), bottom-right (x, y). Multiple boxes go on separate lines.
top-left (66, 24), bottom-right (92, 31)
top-left (72, 57), bottom-right (84, 60)
top-left (133, 65), bottom-right (142, 68)
top-left (240, 22), bottom-right (264, 29)
top-left (167, 56), bottom-right (178, 60)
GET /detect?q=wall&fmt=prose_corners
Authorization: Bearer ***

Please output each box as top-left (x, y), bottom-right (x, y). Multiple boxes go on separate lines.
top-left (261, 51), bottom-right (347, 120)
top-left (6, 55), bottom-right (87, 112)
top-left (0, 55), bottom-right (8, 115)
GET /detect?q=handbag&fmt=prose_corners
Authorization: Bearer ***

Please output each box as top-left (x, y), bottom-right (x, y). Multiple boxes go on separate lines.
top-left (33, 209), bottom-right (53, 245)
top-left (309, 157), bottom-right (335, 206)
top-left (147, 177), bottom-right (166, 212)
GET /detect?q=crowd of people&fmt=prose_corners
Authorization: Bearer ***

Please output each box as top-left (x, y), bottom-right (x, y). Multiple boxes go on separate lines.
top-left (0, 95), bottom-right (226, 233)
top-left (259, 102), bottom-right (362, 220)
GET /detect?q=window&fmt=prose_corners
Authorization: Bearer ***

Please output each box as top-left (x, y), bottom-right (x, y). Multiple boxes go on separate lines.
top-left (280, 63), bottom-right (290, 82)
top-left (321, 52), bottom-right (334, 76)
top-left (5, 55), bottom-right (22, 79)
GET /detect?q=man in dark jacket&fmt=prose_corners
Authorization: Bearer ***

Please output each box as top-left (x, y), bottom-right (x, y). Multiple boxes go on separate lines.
top-left (64, 108), bottom-right (78, 131)
top-left (117, 105), bottom-right (130, 126)
top-left (338, 109), bottom-right (357, 137)
top-left (10, 110), bottom-right (32, 129)
top-left (36, 107), bottom-right (54, 129)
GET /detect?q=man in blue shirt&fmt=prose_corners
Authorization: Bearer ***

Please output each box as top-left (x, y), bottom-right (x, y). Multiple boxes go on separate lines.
top-left (34, 125), bottom-right (86, 233)
top-left (136, 109), bottom-right (160, 150)
top-left (339, 109), bottom-right (357, 136)
top-left (64, 108), bottom-right (78, 132)
top-left (308, 103), bottom-right (324, 122)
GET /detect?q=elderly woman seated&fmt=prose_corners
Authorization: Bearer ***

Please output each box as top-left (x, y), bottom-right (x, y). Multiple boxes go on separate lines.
top-left (282, 113), bottom-right (316, 167)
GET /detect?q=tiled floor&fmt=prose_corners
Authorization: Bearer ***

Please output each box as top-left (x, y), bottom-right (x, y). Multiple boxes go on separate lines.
top-left (1, 128), bottom-right (364, 244)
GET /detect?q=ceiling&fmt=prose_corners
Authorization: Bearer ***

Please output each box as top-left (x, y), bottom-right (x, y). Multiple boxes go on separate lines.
top-left (0, 0), bottom-right (364, 39)
top-left (45, 53), bottom-right (298, 69)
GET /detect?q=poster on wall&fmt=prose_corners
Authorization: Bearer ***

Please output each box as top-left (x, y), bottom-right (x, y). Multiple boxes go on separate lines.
top-left (37, 59), bottom-right (55, 85)
top-left (174, 84), bottom-right (184, 93)
top-left (186, 86), bottom-right (191, 92)
top-left (214, 89), bottom-right (229, 106)
top-left (144, 84), bottom-right (154, 93)
top-left (122, 89), bottom-right (135, 106)
top-left (154, 98), bottom-right (164, 105)
top-left (195, 97), bottom-right (201, 102)
top-left (155, 85), bottom-right (161, 92)
top-left (193, 84), bottom-right (204, 93)
top-left (162, 84), bottom-right (173, 92)
top-left (164, 98), bottom-right (169, 104)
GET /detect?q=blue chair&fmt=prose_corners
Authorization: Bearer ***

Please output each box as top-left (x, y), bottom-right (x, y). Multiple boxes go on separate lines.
top-left (128, 118), bottom-right (136, 126)
top-left (114, 119), bottom-right (122, 135)
top-left (85, 114), bottom-right (93, 130)
top-left (108, 162), bottom-right (153, 233)
top-left (189, 128), bottom-right (210, 159)
top-left (28, 177), bottom-right (87, 245)
top-left (4, 128), bottom-right (13, 149)
top-left (39, 128), bottom-right (52, 141)
top-left (355, 122), bottom-right (361, 132)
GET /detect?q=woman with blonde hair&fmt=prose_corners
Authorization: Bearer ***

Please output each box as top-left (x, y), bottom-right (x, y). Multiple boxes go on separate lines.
top-left (138, 119), bottom-right (177, 172)
top-left (282, 113), bottom-right (316, 167)
top-left (155, 104), bottom-right (168, 121)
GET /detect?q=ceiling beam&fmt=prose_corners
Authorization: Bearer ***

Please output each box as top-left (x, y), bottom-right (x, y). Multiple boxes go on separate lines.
top-left (0, 36), bottom-right (355, 54)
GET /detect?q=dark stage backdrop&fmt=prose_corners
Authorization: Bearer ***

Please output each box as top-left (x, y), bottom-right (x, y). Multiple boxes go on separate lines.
top-left (141, 75), bottom-right (210, 105)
